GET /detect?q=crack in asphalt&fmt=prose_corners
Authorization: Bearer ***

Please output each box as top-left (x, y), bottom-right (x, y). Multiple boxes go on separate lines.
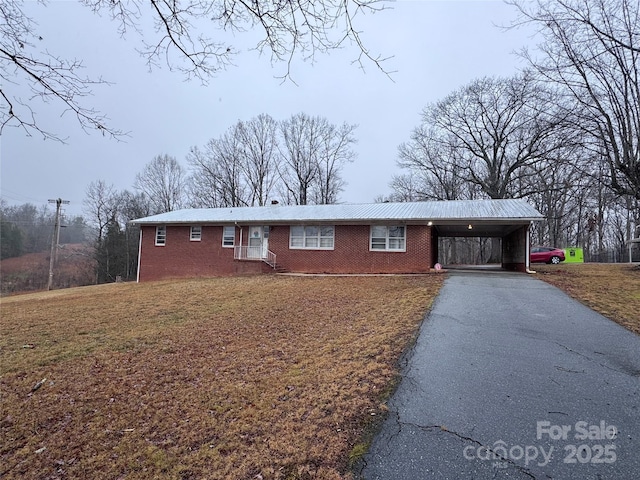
top-left (553, 342), bottom-right (640, 378)
top-left (599, 361), bottom-right (640, 377)
top-left (383, 408), bottom-right (403, 449)
top-left (386, 414), bottom-right (539, 480)
top-left (553, 341), bottom-right (593, 361)
top-left (554, 365), bottom-right (585, 373)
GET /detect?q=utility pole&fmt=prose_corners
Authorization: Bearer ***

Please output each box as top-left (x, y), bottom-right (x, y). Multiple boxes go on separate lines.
top-left (47, 198), bottom-right (70, 290)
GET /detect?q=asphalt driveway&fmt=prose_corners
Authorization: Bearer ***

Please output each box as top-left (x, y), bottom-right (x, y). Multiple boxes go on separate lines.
top-left (360, 271), bottom-right (640, 479)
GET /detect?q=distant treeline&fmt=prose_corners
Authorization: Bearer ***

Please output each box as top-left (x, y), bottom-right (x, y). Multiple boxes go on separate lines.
top-left (0, 201), bottom-right (88, 260)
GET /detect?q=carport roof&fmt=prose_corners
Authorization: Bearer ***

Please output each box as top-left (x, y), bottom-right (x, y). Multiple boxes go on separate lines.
top-left (132, 199), bottom-right (542, 227)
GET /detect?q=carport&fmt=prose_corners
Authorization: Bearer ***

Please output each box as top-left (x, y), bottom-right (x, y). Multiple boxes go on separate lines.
top-left (428, 200), bottom-right (543, 272)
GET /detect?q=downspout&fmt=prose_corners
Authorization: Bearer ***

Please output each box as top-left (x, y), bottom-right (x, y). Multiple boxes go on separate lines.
top-left (136, 226), bottom-right (143, 283)
top-left (526, 222), bottom-right (536, 274)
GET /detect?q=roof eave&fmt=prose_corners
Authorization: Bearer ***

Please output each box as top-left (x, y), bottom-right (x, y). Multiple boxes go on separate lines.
top-left (132, 217), bottom-right (543, 225)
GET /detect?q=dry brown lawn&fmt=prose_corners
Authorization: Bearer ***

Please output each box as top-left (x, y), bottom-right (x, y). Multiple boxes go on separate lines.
top-left (0, 275), bottom-right (443, 479)
top-left (535, 263), bottom-right (640, 335)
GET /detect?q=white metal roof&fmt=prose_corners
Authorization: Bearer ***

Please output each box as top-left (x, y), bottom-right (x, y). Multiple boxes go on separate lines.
top-left (131, 199), bottom-right (542, 225)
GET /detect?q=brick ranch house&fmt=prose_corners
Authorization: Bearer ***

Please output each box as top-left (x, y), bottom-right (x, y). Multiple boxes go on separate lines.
top-left (131, 199), bottom-right (543, 282)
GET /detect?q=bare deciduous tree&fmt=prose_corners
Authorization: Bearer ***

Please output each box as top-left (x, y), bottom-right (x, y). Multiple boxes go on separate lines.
top-left (395, 73), bottom-right (576, 262)
top-left (187, 129), bottom-right (250, 208)
top-left (512, 0), bottom-right (640, 199)
top-left (134, 154), bottom-right (187, 213)
top-left (278, 113), bottom-right (322, 205)
top-left (1, 0), bottom-right (123, 140)
top-left (279, 112), bottom-right (356, 205)
top-left (236, 114), bottom-right (280, 206)
top-left (417, 74), bottom-right (569, 201)
top-left (118, 190), bottom-right (151, 279)
top-left (396, 74), bottom-right (574, 206)
top-left (83, 179), bottom-right (124, 282)
top-left (188, 112), bottom-right (356, 207)
top-left (2, 0), bottom-right (387, 141)
top-left (397, 125), bottom-right (478, 201)
top-left (81, 0), bottom-right (388, 80)
top-left (83, 179), bottom-right (120, 242)
top-left (384, 174), bottom-right (425, 202)
top-left (312, 120), bottom-right (357, 204)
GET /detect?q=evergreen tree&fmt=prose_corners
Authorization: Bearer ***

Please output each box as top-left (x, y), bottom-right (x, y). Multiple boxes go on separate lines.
top-left (0, 219), bottom-right (24, 259)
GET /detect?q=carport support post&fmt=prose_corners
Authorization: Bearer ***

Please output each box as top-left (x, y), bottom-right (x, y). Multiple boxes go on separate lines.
top-left (526, 223), bottom-right (532, 272)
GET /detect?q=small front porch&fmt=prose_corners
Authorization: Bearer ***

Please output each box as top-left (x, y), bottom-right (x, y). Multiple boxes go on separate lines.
top-left (233, 245), bottom-right (277, 268)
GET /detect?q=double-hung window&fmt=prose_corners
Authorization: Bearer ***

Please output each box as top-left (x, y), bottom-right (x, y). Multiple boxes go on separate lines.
top-left (155, 226), bottom-right (166, 246)
top-left (290, 225), bottom-right (334, 250)
top-left (370, 225), bottom-right (406, 251)
top-left (190, 226), bottom-right (202, 241)
top-left (222, 226), bottom-right (235, 247)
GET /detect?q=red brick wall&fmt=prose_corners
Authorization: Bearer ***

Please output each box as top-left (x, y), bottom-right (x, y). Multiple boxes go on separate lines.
top-left (138, 225), bottom-right (263, 282)
top-left (268, 224), bottom-right (432, 274)
top-left (138, 224), bottom-right (433, 281)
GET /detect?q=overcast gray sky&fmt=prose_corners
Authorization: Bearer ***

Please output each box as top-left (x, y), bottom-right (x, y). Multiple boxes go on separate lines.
top-left (1, 0), bottom-right (537, 218)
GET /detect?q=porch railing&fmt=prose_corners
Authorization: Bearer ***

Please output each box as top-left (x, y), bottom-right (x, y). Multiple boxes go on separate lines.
top-left (233, 246), bottom-right (277, 269)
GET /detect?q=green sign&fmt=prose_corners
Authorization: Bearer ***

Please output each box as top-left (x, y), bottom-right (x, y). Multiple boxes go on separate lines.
top-left (563, 247), bottom-right (584, 263)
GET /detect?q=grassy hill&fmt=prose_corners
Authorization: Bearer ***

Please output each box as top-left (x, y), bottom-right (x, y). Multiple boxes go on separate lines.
top-left (2, 264), bottom-right (635, 479)
top-left (0, 275), bottom-right (443, 479)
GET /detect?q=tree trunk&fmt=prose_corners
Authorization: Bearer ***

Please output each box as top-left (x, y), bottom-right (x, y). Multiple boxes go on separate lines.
top-left (487, 238), bottom-right (501, 264)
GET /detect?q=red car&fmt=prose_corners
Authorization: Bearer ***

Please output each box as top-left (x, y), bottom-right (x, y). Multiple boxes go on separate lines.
top-left (530, 246), bottom-right (565, 264)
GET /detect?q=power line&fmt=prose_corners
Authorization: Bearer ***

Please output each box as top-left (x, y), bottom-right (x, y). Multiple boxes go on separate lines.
top-left (0, 189), bottom-right (45, 203)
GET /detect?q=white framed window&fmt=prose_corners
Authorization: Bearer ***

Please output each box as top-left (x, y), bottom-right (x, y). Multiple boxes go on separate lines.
top-left (290, 225), bottom-right (334, 250)
top-left (370, 225), bottom-right (406, 251)
top-left (222, 226), bottom-right (235, 247)
top-left (155, 225), bottom-right (166, 246)
top-left (190, 225), bottom-right (202, 241)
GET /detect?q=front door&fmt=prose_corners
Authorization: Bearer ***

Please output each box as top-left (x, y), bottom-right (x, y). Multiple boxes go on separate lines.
top-left (248, 226), bottom-right (269, 259)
